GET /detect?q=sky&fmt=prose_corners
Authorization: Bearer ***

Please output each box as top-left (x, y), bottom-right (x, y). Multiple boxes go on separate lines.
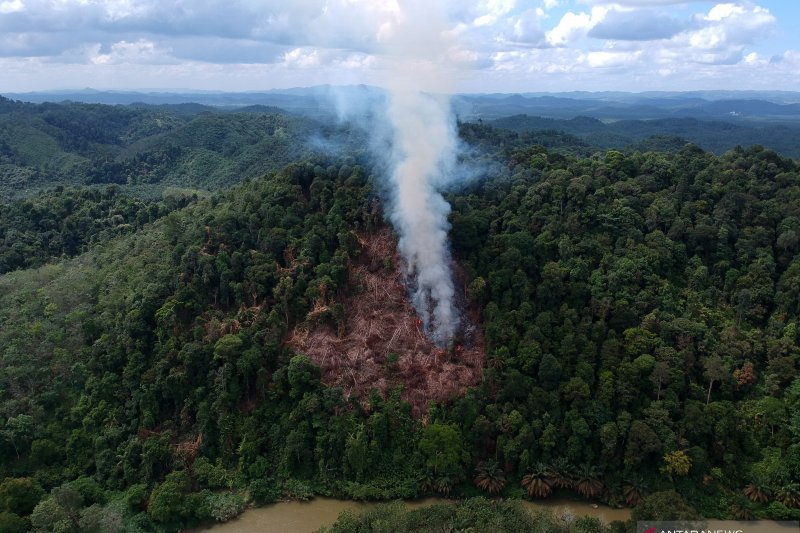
top-left (1, 0), bottom-right (798, 93)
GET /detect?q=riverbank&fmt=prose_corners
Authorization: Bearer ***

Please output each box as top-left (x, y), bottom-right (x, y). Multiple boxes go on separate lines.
top-left (192, 496), bottom-right (632, 533)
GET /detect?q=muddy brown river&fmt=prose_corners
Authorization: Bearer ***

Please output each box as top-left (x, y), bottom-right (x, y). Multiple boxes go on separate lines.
top-left (192, 497), bottom-right (632, 533)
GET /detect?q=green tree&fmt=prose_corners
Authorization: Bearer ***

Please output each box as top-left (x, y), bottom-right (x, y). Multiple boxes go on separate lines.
top-left (0, 512), bottom-right (27, 533)
top-left (147, 471), bottom-right (192, 524)
top-left (1, 416), bottom-right (34, 460)
top-left (631, 491), bottom-right (699, 521)
top-left (624, 421), bottom-right (661, 466)
top-left (344, 426), bottom-right (369, 481)
top-left (287, 354), bottom-right (321, 399)
top-left (418, 424), bottom-right (463, 476)
top-left (29, 498), bottom-right (75, 533)
top-left (703, 355), bottom-right (728, 405)
top-left (78, 504), bottom-right (123, 533)
top-left (473, 460), bottom-right (506, 495)
top-left (0, 478), bottom-right (45, 516)
top-left (662, 450), bottom-right (692, 480)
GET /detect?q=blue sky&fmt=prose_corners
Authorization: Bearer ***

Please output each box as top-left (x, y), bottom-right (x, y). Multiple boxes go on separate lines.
top-left (0, 0), bottom-right (798, 93)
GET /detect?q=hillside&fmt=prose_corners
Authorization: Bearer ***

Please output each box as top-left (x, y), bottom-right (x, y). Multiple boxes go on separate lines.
top-left (4, 95), bottom-right (800, 207)
top-left (290, 227), bottom-right (485, 416)
top-left (0, 96), bottom-right (360, 200)
top-left (1, 139), bottom-right (799, 531)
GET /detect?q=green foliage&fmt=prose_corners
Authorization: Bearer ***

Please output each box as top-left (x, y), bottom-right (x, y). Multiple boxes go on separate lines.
top-left (123, 484), bottom-right (147, 513)
top-left (0, 512), bottom-right (27, 533)
top-left (662, 451), bottom-right (692, 480)
top-left (29, 497), bottom-right (76, 533)
top-left (418, 424), bottom-right (464, 476)
top-left (0, 478), bottom-right (45, 516)
top-left (320, 497), bottom-right (613, 533)
top-left (193, 458), bottom-right (232, 489)
top-left (0, 186), bottom-right (187, 273)
top-left (631, 491), bottom-right (699, 521)
top-left (77, 503), bottom-right (124, 533)
top-left (248, 479), bottom-right (281, 505)
top-left (441, 143), bottom-right (800, 517)
top-left (0, 98), bottom-right (360, 199)
top-left (147, 471), bottom-right (192, 524)
top-left (282, 479), bottom-right (314, 501)
top-left (205, 492), bottom-right (244, 522)
top-left (489, 114), bottom-right (800, 158)
top-left (1, 121), bottom-right (799, 529)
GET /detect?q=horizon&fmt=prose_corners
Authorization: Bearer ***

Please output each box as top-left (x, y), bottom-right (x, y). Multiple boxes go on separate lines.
top-left (6, 85), bottom-right (800, 97)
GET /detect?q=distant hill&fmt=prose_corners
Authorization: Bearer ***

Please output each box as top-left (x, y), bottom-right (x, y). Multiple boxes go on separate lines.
top-left (9, 87), bottom-right (800, 123)
top-left (490, 114), bottom-right (800, 158)
top-left (454, 94), bottom-right (800, 122)
top-left (0, 95), bottom-right (364, 199)
top-left (2, 91), bottom-right (798, 202)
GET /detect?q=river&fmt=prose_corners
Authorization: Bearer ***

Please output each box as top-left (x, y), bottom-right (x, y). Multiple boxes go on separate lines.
top-left (192, 497), bottom-right (632, 533)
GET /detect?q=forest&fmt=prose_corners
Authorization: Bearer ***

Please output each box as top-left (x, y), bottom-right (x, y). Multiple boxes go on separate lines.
top-left (0, 97), bottom-right (799, 532)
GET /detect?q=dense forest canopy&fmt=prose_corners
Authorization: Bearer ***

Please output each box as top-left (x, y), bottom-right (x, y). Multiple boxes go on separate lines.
top-left (3, 94), bottom-right (799, 201)
top-left (0, 95), bottom-right (364, 201)
top-left (0, 98), bottom-right (799, 532)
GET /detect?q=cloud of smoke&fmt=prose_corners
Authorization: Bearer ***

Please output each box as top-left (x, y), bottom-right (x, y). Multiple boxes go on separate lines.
top-left (386, 89), bottom-right (459, 346)
top-left (376, 2), bottom-right (462, 347)
top-left (322, 2), bottom-right (461, 346)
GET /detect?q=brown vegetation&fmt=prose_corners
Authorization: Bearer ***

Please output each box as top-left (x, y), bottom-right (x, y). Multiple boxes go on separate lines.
top-left (289, 227), bottom-right (484, 416)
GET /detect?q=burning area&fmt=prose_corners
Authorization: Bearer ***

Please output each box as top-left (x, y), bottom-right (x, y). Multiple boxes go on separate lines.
top-left (289, 226), bottom-right (484, 416)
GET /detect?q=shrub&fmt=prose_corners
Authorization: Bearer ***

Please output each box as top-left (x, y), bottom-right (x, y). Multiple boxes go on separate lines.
top-left (282, 479), bottom-right (313, 501)
top-left (206, 492), bottom-right (245, 522)
top-left (249, 480), bottom-right (281, 505)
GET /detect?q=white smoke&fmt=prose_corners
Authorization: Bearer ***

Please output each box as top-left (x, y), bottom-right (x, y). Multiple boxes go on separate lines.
top-left (387, 89), bottom-right (459, 346)
top-left (321, 1), bottom-right (463, 346)
top-left (378, 2), bottom-right (461, 346)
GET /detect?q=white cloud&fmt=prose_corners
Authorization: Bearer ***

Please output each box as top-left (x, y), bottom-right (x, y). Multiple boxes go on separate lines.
top-left (473, 0), bottom-right (517, 26)
top-left (661, 3), bottom-right (777, 65)
top-left (580, 0), bottom-right (707, 5)
top-left (0, 0), bottom-right (795, 92)
top-left (706, 3), bottom-right (743, 21)
top-left (743, 51), bottom-right (759, 64)
top-left (546, 7), bottom-right (607, 46)
top-left (499, 8), bottom-right (548, 47)
top-left (91, 39), bottom-right (168, 65)
top-left (582, 49), bottom-right (641, 68)
top-left (281, 47), bottom-right (322, 69)
top-left (589, 7), bottom-right (692, 41)
top-left (0, 0), bottom-right (24, 14)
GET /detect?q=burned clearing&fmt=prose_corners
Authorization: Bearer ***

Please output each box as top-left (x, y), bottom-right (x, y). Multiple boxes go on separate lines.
top-left (289, 227), bottom-right (485, 416)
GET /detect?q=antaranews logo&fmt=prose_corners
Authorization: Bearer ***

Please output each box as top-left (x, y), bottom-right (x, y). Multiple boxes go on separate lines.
top-left (639, 527), bottom-right (743, 533)
top-left (638, 520), bottom-right (799, 533)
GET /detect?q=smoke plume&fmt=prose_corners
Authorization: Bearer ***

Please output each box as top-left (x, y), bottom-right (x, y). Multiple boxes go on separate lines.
top-left (384, 90), bottom-right (458, 346)
top-left (378, 3), bottom-right (460, 346)
top-left (321, 2), bottom-right (463, 346)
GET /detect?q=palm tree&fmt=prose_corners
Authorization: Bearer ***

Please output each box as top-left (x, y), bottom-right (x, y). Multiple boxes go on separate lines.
top-left (546, 458), bottom-right (575, 490)
top-left (474, 459), bottom-right (506, 495)
top-left (522, 463), bottom-right (553, 498)
top-left (622, 474), bottom-right (648, 507)
top-left (574, 463), bottom-right (603, 499)
top-left (730, 495), bottom-right (755, 520)
top-left (420, 471), bottom-right (435, 493)
top-left (776, 484), bottom-right (800, 508)
top-left (435, 474), bottom-right (456, 496)
top-left (487, 353), bottom-right (506, 370)
top-left (744, 480), bottom-right (771, 504)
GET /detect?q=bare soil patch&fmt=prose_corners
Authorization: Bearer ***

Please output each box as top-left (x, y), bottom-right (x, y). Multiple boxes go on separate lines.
top-left (289, 227), bottom-right (484, 416)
